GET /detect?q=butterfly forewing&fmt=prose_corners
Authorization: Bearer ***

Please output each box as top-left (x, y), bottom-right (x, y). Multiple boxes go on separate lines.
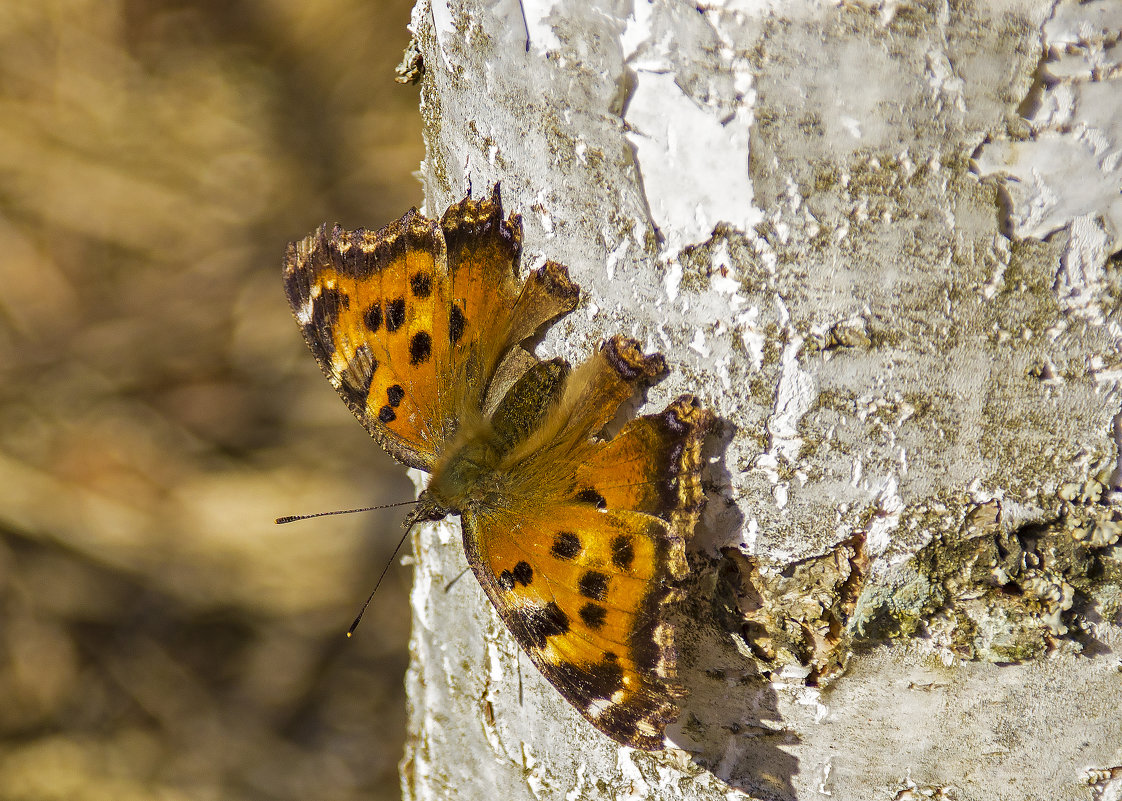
top-left (283, 190), bottom-right (544, 470)
top-left (284, 213), bottom-right (447, 468)
top-left (441, 188), bottom-right (523, 396)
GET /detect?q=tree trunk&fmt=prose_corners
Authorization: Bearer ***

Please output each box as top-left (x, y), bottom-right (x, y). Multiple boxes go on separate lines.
top-left (401, 1), bottom-right (1122, 799)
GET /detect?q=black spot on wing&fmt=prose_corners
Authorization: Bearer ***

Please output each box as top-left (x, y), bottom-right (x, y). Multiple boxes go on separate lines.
top-left (499, 561), bottom-right (534, 592)
top-left (410, 331), bottom-right (432, 364)
top-left (576, 488), bottom-right (607, 508)
top-left (386, 298), bottom-right (406, 332)
top-left (513, 602), bottom-right (570, 649)
top-left (449, 303), bottom-right (466, 344)
top-left (512, 561), bottom-right (533, 586)
top-left (578, 571), bottom-right (609, 601)
top-left (410, 272), bottom-right (433, 298)
top-left (611, 535), bottom-right (635, 571)
top-left (378, 405), bottom-right (396, 423)
top-left (386, 384), bottom-right (405, 407)
top-left (579, 603), bottom-right (607, 630)
top-left (550, 532), bottom-right (581, 561)
top-left (363, 303), bottom-right (382, 332)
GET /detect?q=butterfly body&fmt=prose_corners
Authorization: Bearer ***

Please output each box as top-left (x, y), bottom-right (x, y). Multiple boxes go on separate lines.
top-left (284, 187), bottom-right (711, 750)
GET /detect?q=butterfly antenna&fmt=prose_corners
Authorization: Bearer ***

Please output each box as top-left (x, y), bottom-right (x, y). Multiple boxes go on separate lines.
top-left (274, 500), bottom-right (419, 525)
top-left (347, 523), bottom-right (414, 638)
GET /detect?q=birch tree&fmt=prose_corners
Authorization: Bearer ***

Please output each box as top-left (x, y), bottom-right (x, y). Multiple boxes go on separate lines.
top-left (400, 1), bottom-right (1122, 798)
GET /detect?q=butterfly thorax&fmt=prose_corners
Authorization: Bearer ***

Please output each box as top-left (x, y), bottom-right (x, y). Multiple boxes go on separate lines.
top-left (418, 356), bottom-right (572, 518)
top-left (423, 426), bottom-right (504, 515)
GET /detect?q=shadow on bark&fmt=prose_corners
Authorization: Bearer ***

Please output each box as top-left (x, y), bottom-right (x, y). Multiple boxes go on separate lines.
top-left (670, 415), bottom-right (800, 800)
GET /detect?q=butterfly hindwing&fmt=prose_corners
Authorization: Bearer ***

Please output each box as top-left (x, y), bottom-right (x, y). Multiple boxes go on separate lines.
top-left (575, 396), bottom-right (712, 528)
top-left (462, 503), bottom-right (683, 750)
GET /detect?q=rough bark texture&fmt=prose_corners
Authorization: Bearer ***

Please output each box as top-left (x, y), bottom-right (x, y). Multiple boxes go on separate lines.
top-left (402, 1), bottom-right (1122, 799)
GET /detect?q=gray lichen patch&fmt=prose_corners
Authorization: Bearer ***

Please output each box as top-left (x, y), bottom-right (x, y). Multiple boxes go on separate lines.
top-left (716, 474), bottom-right (1122, 676)
top-left (921, 490), bottom-right (1117, 658)
top-left (716, 534), bottom-right (870, 683)
top-left (678, 224), bottom-right (775, 299)
top-left (900, 490), bottom-right (1118, 662)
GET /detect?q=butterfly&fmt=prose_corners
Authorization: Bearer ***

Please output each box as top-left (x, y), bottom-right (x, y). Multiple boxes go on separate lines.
top-left (283, 186), bottom-right (711, 750)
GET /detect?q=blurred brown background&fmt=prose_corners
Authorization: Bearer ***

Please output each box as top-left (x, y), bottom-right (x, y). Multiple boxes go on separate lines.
top-left (0, 2), bottom-right (423, 799)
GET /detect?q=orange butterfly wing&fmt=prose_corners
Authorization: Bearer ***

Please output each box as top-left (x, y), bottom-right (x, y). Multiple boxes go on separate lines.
top-left (283, 187), bottom-right (577, 469)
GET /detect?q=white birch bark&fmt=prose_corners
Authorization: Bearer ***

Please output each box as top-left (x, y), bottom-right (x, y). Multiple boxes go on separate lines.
top-left (401, 1), bottom-right (1122, 799)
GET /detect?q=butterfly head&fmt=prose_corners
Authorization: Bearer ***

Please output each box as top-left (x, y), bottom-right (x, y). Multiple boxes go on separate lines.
top-left (402, 491), bottom-right (452, 530)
